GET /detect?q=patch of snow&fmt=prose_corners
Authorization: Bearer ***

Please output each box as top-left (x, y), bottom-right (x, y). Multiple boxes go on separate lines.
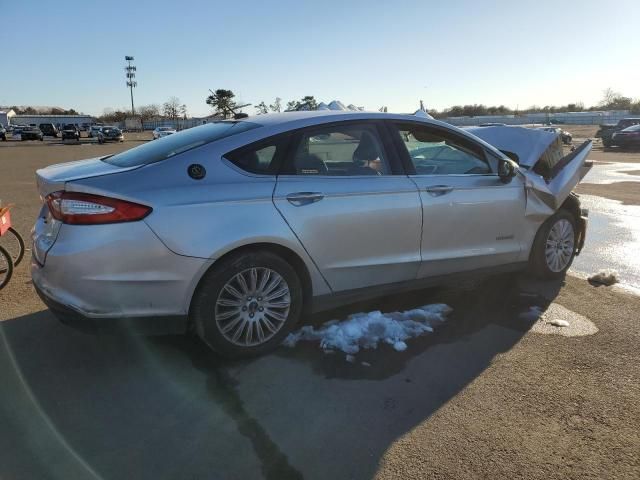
top-left (588, 269), bottom-right (619, 286)
top-left (282, 304), bottom-right (452, 355)
top-left (345, 354), bottom-right (355, 363)
top-left (361, 361), bottom-right (371, 367)
top-left (548, 319), bottom-right (570, 327)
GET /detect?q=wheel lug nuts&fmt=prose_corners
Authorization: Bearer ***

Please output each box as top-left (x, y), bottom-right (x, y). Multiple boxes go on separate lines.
top-left (249, 313), bottom-right (254, 318)
top-left (257, 297), bottom-right (262, 301)
top-left (259, 307), bottom-right (264, 312)
top-left (247, 296), bottom-right (252, 301)
top-left (242, 306), bottom-right (247, 311)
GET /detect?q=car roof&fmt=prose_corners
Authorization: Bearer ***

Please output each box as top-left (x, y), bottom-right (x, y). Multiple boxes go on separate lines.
top-left (239, 110), bottom-right (454, 129)
top-left (218, 110), bottom-right (509, 162)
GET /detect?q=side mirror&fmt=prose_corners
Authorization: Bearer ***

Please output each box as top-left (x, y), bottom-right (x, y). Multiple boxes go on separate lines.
top-left (498, 158), bottom-right (517, 184)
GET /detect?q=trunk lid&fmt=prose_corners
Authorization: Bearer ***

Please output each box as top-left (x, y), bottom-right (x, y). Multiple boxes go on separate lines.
top-left (35, 157), bottom-right (139, 197)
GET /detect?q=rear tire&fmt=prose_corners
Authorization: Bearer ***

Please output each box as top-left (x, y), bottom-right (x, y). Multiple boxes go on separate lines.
top-left (190, 250), bottom-right (303, 358)
top-left (528, 210), bottom-right (577, 279)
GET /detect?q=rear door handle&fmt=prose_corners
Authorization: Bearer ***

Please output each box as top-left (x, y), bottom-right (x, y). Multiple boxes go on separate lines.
top-left (286, 192), bottom-right (325, 206)
top-left (425, 185), bottom-right (453, 196)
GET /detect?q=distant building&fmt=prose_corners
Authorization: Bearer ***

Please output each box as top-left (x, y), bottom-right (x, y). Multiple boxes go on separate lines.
top-left (0, 108), bottom-right (16, 127)
top-left (8, 114), bottom-right (95, 128)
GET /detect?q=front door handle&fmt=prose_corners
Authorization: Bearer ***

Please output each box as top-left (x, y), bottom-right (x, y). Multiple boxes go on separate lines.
top-left (286, 192), bottom-right (325, 206)
top-left (425, 185), bottom-right (453, 196)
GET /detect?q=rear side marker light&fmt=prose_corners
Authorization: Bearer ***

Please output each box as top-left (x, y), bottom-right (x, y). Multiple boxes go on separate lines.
top-left (46, 191), bottom-right (151, 225)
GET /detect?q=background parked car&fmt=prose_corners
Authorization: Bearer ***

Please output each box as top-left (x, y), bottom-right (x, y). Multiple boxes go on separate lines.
top-left (20, 127), bottom-right (44, 141)
top-left (96, 126), bottom-right (124, 144)
top-left (87, 125), bottom-right (104, 138)
top-left (538, 126), bottom-right (572, 145)
top-left (61, 124), bottom-right (81, 142)
top-left (11, 125), bottom-right (29, 136)
top-left (610, 124), bottom-right (640, 149)
top-left (596, 118), bottom-right (640, 147)
top-left (152, 127), bottom-right (177, 139)
top-left (39, 123), bottom-right (59, 138)
top-left (0, 126), bottom-right (6, 141)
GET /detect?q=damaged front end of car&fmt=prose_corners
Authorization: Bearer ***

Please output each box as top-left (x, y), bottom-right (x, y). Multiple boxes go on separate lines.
top-left (467, 125), bottom-right (592, 256)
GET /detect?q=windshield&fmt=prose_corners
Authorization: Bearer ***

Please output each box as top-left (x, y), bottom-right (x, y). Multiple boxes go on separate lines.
top-left (622, 124), bottom-right (640, 132)
top-left (103, 121), bottom-right (260, 167)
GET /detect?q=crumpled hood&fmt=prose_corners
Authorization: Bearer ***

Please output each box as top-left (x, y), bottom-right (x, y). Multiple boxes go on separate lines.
top-left (465, 125), bottom-right (558, 168)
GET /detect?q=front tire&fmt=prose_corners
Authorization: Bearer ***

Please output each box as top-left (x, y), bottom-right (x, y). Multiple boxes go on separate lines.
top-left (529, 210), bottom-right (577, 279)
top-left (190, 251), bottom-right (303, 358)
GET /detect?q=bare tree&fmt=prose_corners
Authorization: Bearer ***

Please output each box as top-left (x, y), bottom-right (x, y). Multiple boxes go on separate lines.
top-left (138, 104), bottom-right (161, 121)
top-left (255, 101), bottom-right (268, 115)
top-left (163, 97), bottom-right (182, 126)
top-left (269, 97), bottom-right (282, 113)
top-left (599, 88), bottom-right (632, 109)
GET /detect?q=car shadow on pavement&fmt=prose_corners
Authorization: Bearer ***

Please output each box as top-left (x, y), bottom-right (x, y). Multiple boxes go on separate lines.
top-left (0, 273), bottom-right (564, 480)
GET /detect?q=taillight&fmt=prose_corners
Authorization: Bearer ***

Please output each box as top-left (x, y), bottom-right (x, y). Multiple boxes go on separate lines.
top-left (46, 191), bottom-right (151, 225)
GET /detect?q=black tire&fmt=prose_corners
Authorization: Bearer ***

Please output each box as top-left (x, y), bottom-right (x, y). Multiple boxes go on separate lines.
top-left (190, 250), bottom-right (303, 358)
top-left (528, 210), bottom-right (577, 279)
top-left (0, 227), bottom-right (25, 268)
top-left (0, 245), bottom-right (13, 290)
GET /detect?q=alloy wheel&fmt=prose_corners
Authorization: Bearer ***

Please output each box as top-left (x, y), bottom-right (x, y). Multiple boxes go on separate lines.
top-left (545, 219), bottom-right (575, 272)
top-left (215, 267), bottom-right (291, 347)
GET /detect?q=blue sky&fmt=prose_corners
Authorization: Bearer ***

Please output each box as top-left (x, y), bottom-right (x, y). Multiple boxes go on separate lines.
top-left (1, 0), bottom-right (637, 116)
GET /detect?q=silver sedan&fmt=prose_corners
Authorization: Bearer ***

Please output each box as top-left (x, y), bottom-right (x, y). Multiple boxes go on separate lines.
top-left (32, 111), bottom-right (592, 357)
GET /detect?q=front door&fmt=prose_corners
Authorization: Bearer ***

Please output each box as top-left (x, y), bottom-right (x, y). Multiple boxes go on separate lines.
top-left (273, 121), bottom-right (423, 292)
top-left (388, 121), bottom-right (526, 277)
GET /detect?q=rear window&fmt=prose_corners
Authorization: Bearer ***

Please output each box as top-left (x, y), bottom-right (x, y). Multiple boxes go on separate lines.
top-left (622, 124), bottom-right (640, 132)
top-left (102, 121), bottom-right (260, 168)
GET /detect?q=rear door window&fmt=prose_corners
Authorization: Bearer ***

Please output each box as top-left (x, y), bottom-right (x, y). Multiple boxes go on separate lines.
top-left (285, 123), bottom-right (391, 176)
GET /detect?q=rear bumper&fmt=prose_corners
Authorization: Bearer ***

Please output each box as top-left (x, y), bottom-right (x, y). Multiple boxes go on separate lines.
top-left (34, 279), bottom-right (188, 334)
top-left (31, 219), bottom-right (209, 332)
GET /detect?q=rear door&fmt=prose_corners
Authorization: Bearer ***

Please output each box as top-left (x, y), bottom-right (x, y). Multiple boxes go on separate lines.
top-left (387, 121), bottom-right (526, 277)
top-left (273, 121), bottom-right (423, 292)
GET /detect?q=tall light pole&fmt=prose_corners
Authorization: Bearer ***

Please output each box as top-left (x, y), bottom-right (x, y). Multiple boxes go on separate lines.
top-left (125, 56), bottom-right (137, 115)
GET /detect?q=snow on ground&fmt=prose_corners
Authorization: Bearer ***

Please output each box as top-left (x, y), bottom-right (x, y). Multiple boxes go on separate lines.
top-left (588, 269), bottom-right (619, 286)
top-left (283, 304), bottom-right (452, 356)
top-left (520, 303), bottom-right (598, 337)
top-left (547, 319), bottom-right (570, 328)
